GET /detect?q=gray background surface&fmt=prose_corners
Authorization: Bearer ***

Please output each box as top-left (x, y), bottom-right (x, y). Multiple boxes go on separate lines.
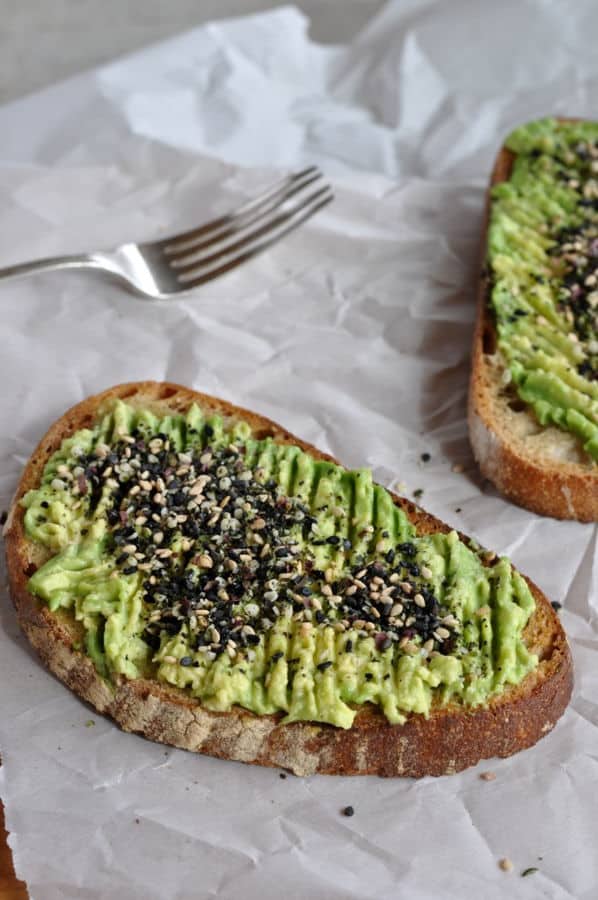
top-left (0, 0), bottom-right (384, 104)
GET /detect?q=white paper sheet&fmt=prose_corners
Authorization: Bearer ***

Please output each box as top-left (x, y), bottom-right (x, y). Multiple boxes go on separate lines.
top-left (0, 2), bottom-right (597, 898)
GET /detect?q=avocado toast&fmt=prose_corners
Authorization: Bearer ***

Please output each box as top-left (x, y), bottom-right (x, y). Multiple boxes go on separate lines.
top-left (469, 117), bottom-right (598, 521)
top-left (4, 382), bottom-right (572, 776)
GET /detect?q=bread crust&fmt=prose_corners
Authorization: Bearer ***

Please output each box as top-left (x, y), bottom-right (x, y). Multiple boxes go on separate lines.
top-left (5, 381), bottom-right (573, 776)
top-left (468, 128), bottom-right (598, 522)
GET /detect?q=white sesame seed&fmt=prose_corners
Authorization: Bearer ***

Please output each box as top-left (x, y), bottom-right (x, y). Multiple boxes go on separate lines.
top-left (421, 565), bottom-right (433, 580)
top-left (498, 858), bottom-right (513, 873)
top-left (414, 593), bottom-right (426, 608)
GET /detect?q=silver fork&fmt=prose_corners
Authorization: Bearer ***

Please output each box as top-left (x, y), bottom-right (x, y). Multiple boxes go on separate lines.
top-left (0, 167), bottom-right (333, 299)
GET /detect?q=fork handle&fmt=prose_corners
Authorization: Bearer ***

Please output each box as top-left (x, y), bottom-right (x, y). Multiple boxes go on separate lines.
top-left (0, 253), bottom-right (107, 283)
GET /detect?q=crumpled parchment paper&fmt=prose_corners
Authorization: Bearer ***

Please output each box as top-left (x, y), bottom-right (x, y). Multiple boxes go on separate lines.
top-left (0, 3), bottom-right (596, 898)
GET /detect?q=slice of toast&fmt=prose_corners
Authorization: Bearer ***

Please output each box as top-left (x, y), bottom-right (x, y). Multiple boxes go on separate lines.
top-left (469, 123), bottom-right (598, 521)
top-left (4, 382), bottom-right (572, 776)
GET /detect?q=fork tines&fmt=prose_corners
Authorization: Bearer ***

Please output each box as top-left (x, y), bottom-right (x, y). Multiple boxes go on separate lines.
top-left (162, 167), bottom-right (333, 288)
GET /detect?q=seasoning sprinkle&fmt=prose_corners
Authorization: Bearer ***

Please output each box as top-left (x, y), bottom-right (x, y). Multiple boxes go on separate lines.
top-left (61, 419), bottom-right (460, 666)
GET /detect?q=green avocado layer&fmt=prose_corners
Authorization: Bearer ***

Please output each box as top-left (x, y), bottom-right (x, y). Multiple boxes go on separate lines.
top-left (489, 117), bottom-right (598, 460)
top-left (22, 400), bottom-right (537, 728)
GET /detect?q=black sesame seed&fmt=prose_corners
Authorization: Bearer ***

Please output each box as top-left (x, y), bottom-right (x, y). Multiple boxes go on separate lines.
top-left (397, 542), bottom-right (416, 557)
top-left (317, 661), bottom-right (333, 672)
top-left (342, 806), bottom-right (355, 817)
top-left (420, 453), bottom-right (431, 462)
top-left (180, 656), bottom-right (193, 667)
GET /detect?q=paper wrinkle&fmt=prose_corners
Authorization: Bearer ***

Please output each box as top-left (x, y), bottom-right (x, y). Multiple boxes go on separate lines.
top-left (0, 2), bottom-right (597, 898)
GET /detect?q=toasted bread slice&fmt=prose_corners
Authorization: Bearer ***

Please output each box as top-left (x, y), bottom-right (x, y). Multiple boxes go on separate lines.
top-left (4, 382), bottom-right (572, 776)
top-left (469, 127), bottom-right (598, 521)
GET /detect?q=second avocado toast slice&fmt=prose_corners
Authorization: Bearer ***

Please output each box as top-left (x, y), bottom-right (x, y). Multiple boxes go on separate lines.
top-left (469, 117), bottom-right (598, 520)
top-left (5, 382), bottom-right (572, 775)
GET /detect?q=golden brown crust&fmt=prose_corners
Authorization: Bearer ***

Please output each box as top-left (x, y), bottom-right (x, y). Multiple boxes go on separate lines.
top-left (468, 126), bottom-right (598, 522)
top-left (4, 381), bottom-right (573, 775)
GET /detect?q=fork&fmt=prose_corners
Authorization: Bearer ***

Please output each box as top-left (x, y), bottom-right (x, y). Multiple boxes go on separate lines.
top-left (0, 167), bottom-right (333, 299)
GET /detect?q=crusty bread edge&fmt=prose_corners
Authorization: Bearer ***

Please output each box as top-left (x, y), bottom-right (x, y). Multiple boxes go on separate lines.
top-left (4, 381), bottom-right (573, 776)
top-left (468, 126), bottom-right (598, 522)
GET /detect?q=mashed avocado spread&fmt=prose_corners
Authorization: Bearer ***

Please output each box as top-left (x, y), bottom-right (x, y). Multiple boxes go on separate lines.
top-left (489, 117), bottom-right (598, 460)
top-left (22, 400), bottom-right (537, 728)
